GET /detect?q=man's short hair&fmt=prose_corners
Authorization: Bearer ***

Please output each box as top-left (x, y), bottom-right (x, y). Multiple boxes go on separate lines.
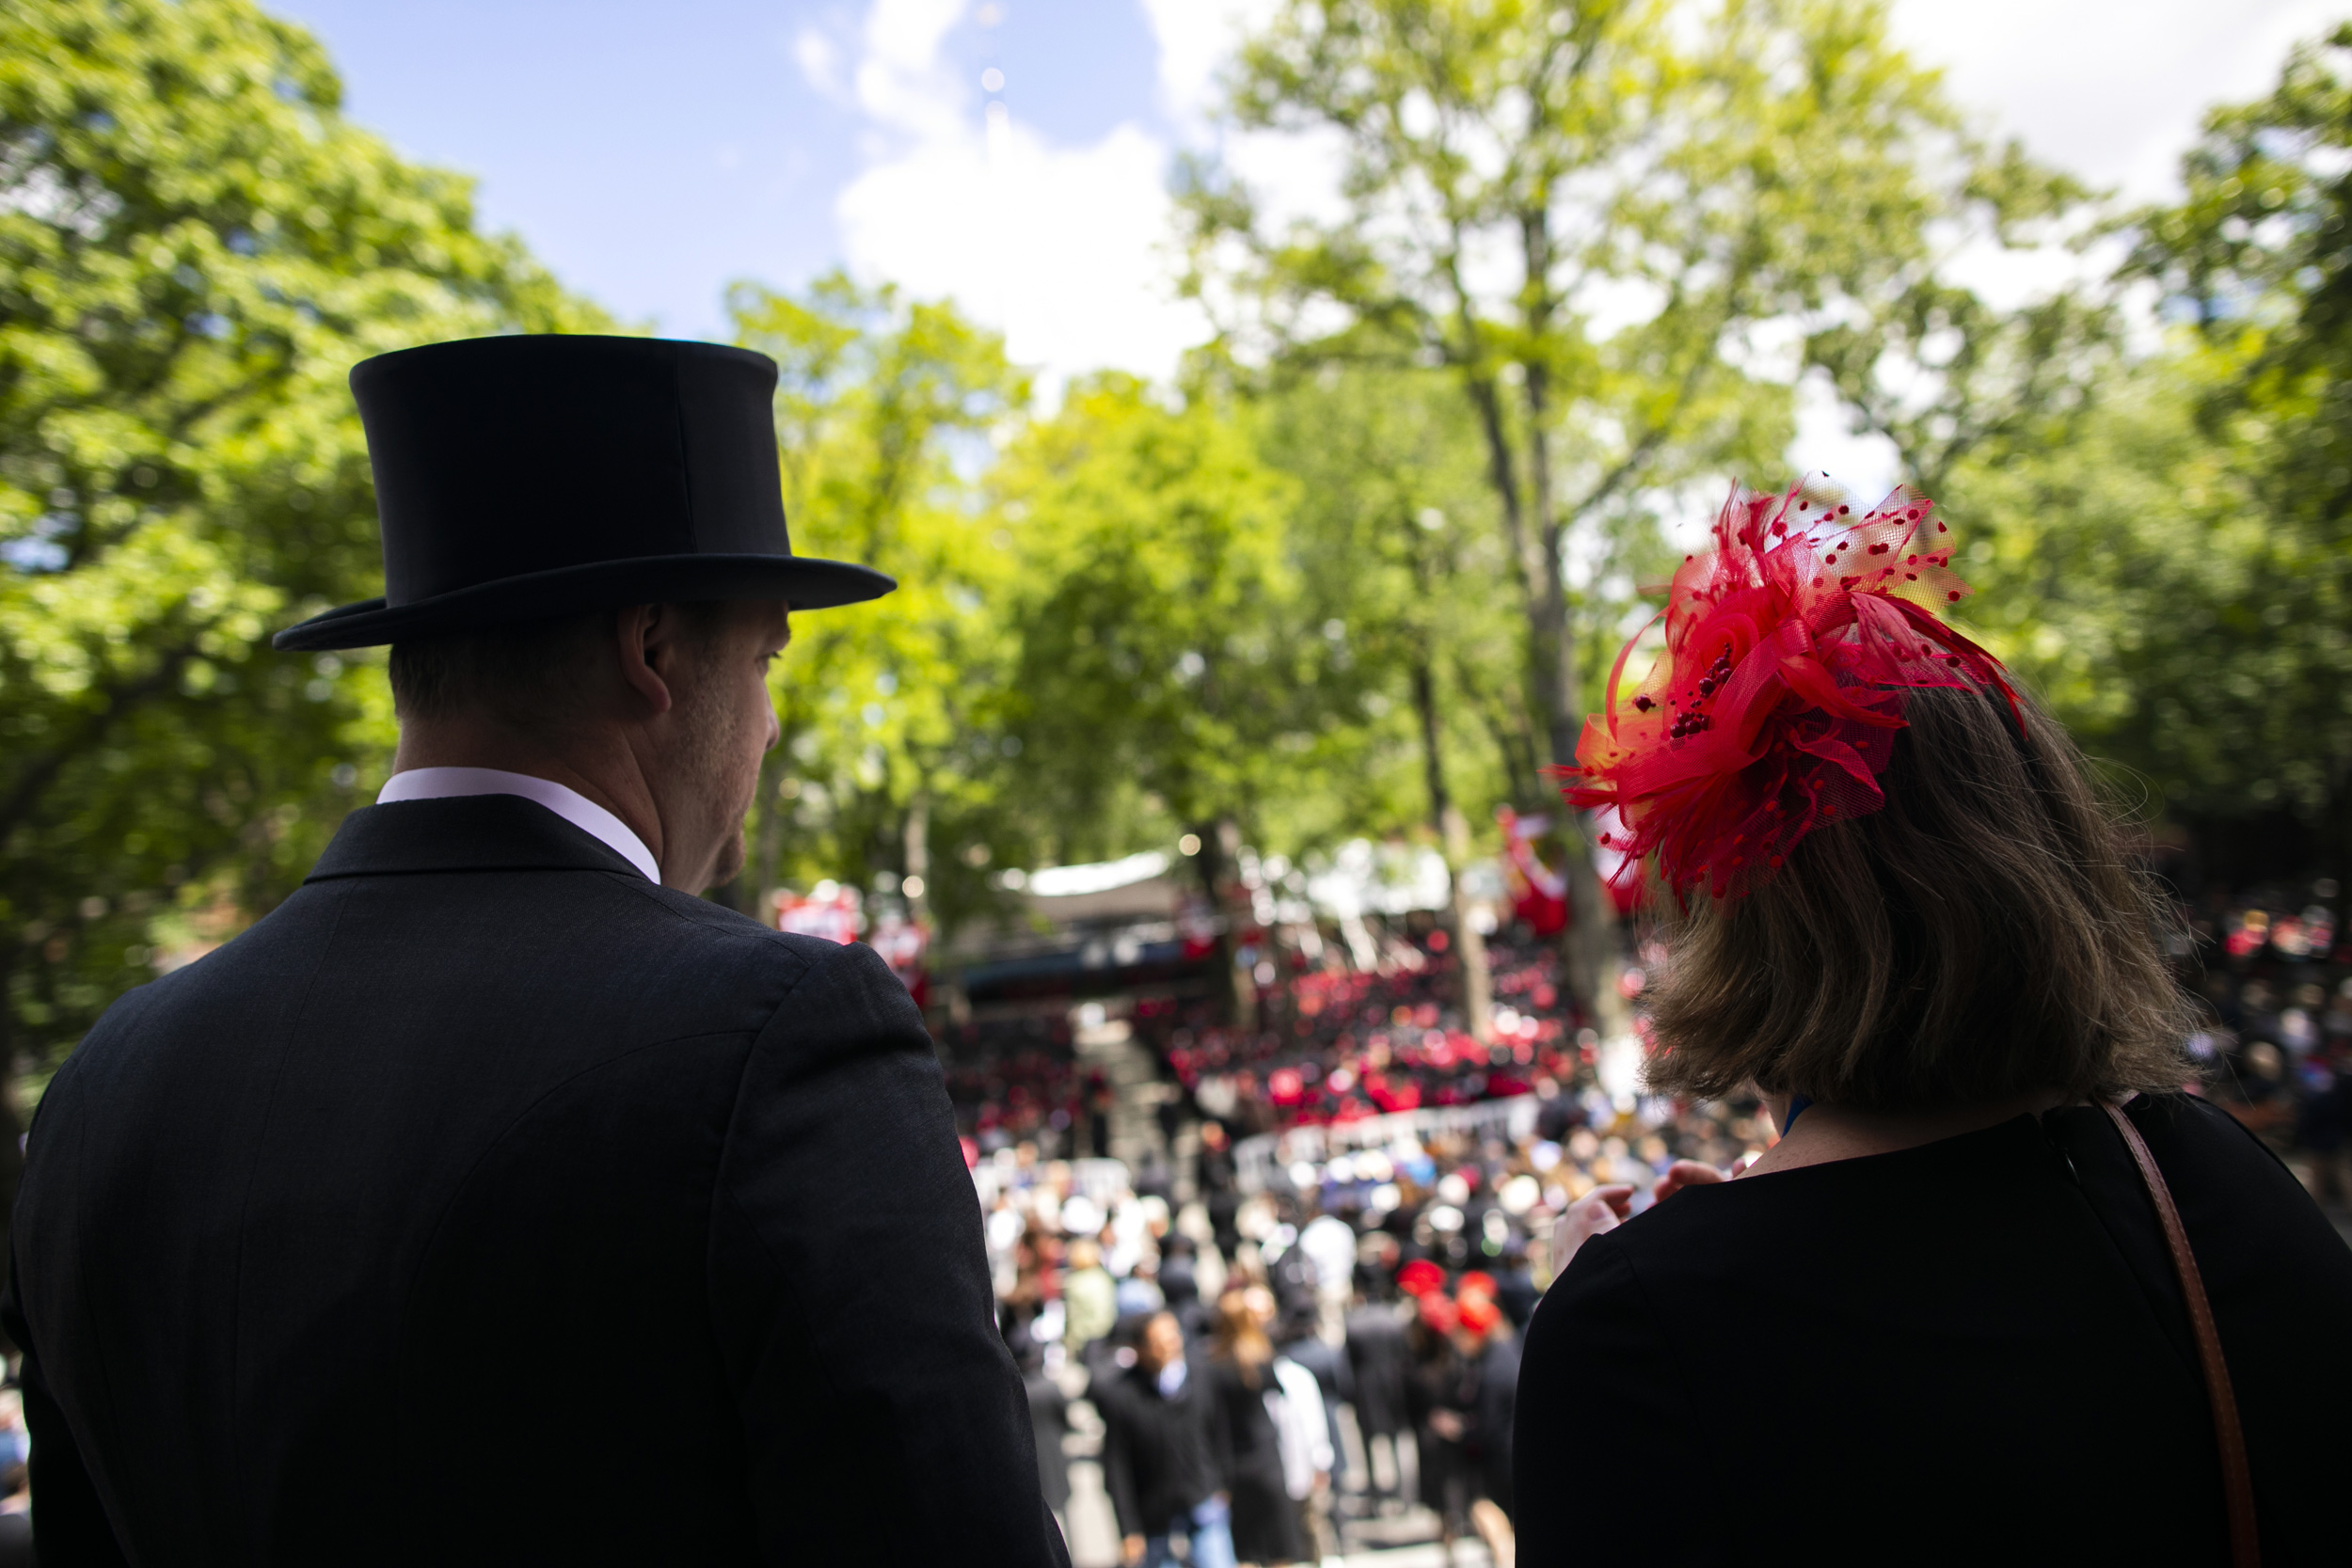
top-left (389, 604), bottom-right (733, 731)
top-left (389, 612), bottom-right (612, 732)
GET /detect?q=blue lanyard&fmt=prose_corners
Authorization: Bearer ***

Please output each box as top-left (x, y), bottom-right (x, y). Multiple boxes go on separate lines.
top-left (1783, 1093), bottom-right (1814, 1133)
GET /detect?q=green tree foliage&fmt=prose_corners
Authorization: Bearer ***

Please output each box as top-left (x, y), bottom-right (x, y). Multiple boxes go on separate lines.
top-left (1180, 0), bottom-right (2061, 1022)
top-left (993, 376), bottom-right (1328, 856)
top-left (2127, 25), bottom-right (2352, 847)
top-left (0, 0), bottom-right (602, 1081)
top-left (1252, 365), bottom-right (1524, 826)
top-left (1944, 25), bottom-right (2352, 868)
top-left (1942, 349), bottom-right (2271, 808)
top-left (1251, 363), bottom-right (1534, 1034)
top-left (728, 274), bottom-right (1028, 932)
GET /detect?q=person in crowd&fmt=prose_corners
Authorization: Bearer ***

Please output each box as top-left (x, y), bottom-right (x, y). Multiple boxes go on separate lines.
top-left (1159, 1234), bottom-right (1214, 1341)
top-left (1061, 1237), bottom-right (1120, 1367)
top-left (1487, 1240), bottom-right (1538, 1331)
top-left (1009, 1323), bottom-right (1074, 1547)
top-left (1271, 1307), bottom-right (1351, 1484)
top-left (1406, 1292), bottom-right (1474, 1561)
top-left (1450, 1292), bottom-right (1517, 1568)
top-left (1266, 1322), bottom-right (1339, 1564)
top-left (1518, 483), bottom-right (2352, 1562)
top-left (0, 1393), bottom-right (25, 1479)
top-left (1101, 1311), bottom-right (1233, 1568)
top-left (1295, 1207), bottom-right (1359, 1338)
top-left (1204, 1289), bottom-right (1312, 1568)
top-left (1343, 1273), bottom-right (1414, 1513)
top-left (0, 336), bottom-right (1064, 1564)
top-left (1199, 1121), bottom-right (1244, 1259)
top-left (0, 1461), bottom-right (27, 1568)
top-left (1115, 1255), bottom-right (1168, 1320)
top-left (1263, 1218), bottom-right (1322, 1329)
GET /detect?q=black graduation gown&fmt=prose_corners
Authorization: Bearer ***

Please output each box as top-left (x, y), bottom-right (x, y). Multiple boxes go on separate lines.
top-left (1514, 1098), bottom-right (2352, 1566)
top-left (2, 795), bottom-right (1067, 1567)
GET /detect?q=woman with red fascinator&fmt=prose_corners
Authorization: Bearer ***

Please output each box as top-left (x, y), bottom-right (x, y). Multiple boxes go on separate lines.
top-left (1513, 480), bottom-right (2352, 1566)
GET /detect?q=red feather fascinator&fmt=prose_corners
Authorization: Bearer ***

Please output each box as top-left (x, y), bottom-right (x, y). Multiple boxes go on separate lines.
top-left (1565, 478), bottom-right (2018, 903)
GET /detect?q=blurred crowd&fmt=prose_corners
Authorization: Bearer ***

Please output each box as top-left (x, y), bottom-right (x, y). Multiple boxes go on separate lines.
top-left (2181, 879), bottom-right (2352, 1205)
top-left (945, 870), bottom-right (2352, 1561)
top-left (969, 1029), bottom-right (1772, 1564)
top-left (945, 933), bottom-right (1586, 1160)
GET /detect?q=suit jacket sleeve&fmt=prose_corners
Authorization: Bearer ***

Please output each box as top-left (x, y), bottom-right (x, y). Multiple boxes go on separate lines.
top-left (1513, 1238), bottom-right (1718, 1565)
top-left (709, 939), bottom-right (1068, 1567)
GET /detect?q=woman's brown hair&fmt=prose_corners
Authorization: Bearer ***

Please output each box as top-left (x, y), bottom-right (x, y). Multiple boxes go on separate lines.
top-left (1645, 685), bottom-right (2192, 1112)
top-left (1211, 1289), bottom-right (1274, 1388)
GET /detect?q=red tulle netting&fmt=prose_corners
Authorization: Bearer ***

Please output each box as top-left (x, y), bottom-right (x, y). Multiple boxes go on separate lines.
top-left (1562, 478), bottom-right (2020, 903)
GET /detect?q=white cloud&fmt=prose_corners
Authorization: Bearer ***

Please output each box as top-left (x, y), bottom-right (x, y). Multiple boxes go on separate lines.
top-left (1888, 0), bottom-right (2348, 201)
top-left (827, 0), bottom-right (1278, 396)
top-left (793, 28), bottom-right (846, 103)
top-left (1137, 0), bottom-right (1276, 126)
top-left (838, 111), bottom-right (1206, 391)
top-left (820, 0), bottom-right (2350, 417)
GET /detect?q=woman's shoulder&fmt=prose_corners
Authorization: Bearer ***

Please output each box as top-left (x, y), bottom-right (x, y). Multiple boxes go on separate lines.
top-left (2053, 1092), bottom-right (2352, 1304)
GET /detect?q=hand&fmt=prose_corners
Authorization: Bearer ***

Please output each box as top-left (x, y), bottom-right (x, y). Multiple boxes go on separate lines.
top-left (1550, 1183), bottom-right (1632, 1274)
top-left (1652, 1159), bottom-right (1732, 1204)
top-left (1122, 1534), bottom-right (1146, 1566)
top-left (1427, 1408), bottom-right (1465, 1441)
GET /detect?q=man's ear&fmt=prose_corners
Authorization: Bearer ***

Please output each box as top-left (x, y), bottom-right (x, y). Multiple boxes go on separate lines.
top-left (614, 603), bottom-right (675, 717)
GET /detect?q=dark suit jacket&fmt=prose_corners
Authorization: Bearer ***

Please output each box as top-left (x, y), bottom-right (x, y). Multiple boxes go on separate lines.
top-left (1097, 1356), bottom-right (1218, 1540)
top-left (1515, 1097), bottom-right (2352, 1565)
top-left (2, 796), bottom-right (1069, 1566)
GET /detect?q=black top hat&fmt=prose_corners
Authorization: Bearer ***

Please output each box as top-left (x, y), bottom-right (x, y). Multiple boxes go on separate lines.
top-left (272, 334), bottom-right (894, 651)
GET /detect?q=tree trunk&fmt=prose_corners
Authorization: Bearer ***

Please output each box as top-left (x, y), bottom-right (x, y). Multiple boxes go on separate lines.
top-left (902, 788), bottom-right (932, 927)
top-left (1518, 198), bottom-right (1630, 1042)
top-left (1194, 816), bottom-right (1259, 1032)
top-left (1414, 659), bottom-right (1493, 1043)
top-left (1463, 356), bottom-right (1629, 1039)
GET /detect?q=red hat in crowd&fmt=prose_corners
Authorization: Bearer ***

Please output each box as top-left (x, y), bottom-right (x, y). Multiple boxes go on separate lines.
top-left (1455, 1270), bottom-right (1498, 1301)
top-left (1456, 1293), bottom-right (1502, 1336)
top-left (1417, 1292), bottom-right (1459, 1335)
top-left (1396, 1259), bottom-right (1446, 1298)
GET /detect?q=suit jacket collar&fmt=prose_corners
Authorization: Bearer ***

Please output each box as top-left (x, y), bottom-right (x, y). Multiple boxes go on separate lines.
top-left (307, 795), bottom-right (647, 882)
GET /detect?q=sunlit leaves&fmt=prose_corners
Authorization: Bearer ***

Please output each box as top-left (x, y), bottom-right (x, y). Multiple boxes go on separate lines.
top-left (0, 0), bottom-right (602, 1068)
top-left (727, 274), bottom-right (1029, 927)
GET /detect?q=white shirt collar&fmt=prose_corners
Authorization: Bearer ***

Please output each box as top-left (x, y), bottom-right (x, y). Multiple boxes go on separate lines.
top-left (376, 767), bottom-right (660, 883)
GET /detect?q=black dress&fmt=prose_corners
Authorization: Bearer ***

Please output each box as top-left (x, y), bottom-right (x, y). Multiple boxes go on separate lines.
top-left (1515, 1097), bottom-right (2352, 1565)
top-left (1205, 1359), bottom-right (1309, 1564)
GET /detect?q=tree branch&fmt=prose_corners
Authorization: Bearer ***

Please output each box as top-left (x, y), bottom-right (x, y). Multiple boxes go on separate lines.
top-left (0, 646), bottom-right (197, 847)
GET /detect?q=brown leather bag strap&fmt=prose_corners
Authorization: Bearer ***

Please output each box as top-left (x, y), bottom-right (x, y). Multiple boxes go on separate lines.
top-left (2103, 1100), bottom-right (2260, 1567)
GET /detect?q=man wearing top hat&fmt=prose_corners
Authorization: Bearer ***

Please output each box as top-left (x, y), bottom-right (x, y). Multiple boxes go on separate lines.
top-left (1, 336), bottom-right (1069, 1565)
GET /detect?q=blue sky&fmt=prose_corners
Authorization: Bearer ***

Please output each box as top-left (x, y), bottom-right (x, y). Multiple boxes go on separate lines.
top-left (272, 0), bottom-right (2352, 496)
top-left (270, 0), bottom-right (1175, 341)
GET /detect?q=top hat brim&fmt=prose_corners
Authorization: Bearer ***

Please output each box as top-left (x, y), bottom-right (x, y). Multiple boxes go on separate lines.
top-left (271, 552), bottom-right (896, 651)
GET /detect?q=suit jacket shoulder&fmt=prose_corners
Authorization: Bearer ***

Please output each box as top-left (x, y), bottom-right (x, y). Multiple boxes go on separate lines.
top-left (8, 796), bottom-right (1066, 1567)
